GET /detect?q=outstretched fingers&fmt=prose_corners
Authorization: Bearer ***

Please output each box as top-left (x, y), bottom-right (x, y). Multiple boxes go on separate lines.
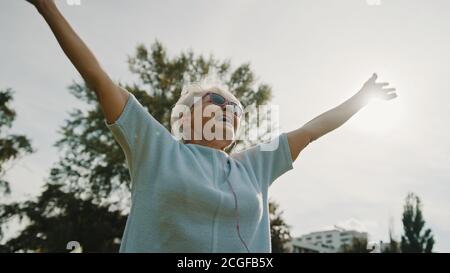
top-left (382, 92), bottom-right (398, 100)
top-left (374, 79), bottom-right (398, 100)
top-left (376, 82), bottom-right (390, 87)
top-left (380, 86), bottom-right (397, 100)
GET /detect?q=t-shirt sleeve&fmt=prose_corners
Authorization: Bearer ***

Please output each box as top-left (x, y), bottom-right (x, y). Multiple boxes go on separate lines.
top-left (233, 133), bottom-right (294, 190)
top-left (104, 92), bottom-right (178, 179)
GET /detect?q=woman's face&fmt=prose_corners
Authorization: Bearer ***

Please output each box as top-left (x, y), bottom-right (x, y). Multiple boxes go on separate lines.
top-left (187, 93), bottom-right (240, 150)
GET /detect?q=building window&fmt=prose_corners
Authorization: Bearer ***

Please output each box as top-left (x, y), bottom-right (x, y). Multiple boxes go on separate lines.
top-left (316, 236), bottom-right (322, 239)
top-left (326, 234), bottom-right (332, 238)
top-left (326, 240), bottom-right (333, 244)
top-left (306, 237), bottom-right (312, 241)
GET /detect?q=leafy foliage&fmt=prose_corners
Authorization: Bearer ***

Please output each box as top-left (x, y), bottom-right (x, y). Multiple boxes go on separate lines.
top-left (269, 199), bottom-right (292, 253)
top-left (400, 193), bottom-right (434, 253)
top-left (0, 89), bottom-right (34, 197)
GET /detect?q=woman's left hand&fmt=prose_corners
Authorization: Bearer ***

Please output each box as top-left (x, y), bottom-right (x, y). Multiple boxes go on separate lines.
top-left (357, 73), bottom-right (397, 104)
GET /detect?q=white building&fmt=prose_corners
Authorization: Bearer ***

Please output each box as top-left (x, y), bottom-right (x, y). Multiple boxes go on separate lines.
top-left (289, 227), bottom-right (368, 253)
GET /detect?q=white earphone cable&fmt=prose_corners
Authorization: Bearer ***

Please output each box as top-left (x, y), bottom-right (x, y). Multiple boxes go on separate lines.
top-left (221, 152), bottom-right (250, 253)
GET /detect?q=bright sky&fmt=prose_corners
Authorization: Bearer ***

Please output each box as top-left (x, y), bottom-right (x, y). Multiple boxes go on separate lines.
top-left (1, 0), bottom-right (449, 251)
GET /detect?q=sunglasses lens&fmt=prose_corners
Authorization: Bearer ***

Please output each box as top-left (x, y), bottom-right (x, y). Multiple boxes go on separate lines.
top-left (208, 93), bottom-right (243, 117)
top-left (209, 93), bottom-right (226, 105)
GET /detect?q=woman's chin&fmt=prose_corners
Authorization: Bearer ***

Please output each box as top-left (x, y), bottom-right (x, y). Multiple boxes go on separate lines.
top-left (214, 139), bottom-right (233, 150)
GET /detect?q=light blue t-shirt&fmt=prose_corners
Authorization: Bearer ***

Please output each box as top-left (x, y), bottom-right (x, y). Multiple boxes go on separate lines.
top-left (105, 93), bottom-right (294, 253)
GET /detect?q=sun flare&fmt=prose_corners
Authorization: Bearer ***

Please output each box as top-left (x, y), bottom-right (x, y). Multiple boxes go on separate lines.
top-left (352, 98), bottom-right (406, 135)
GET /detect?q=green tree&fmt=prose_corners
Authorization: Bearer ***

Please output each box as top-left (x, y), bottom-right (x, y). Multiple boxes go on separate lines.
top-left (0, 89), bottom-right (34, 196)
top-left (1, 183), bottom-right (125, 252)
top-left (400, 193), bottom-right (434, 253)
top-left (0, 89), bottom-right (34, 251)
top-left (0, 41), bottom-right (285, 252)
top-left (269, 199), bottom-right (292, 253)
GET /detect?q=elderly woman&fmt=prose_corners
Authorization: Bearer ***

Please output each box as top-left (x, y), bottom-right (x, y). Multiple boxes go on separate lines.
top-left (26, 0), bottom-right (397, 253)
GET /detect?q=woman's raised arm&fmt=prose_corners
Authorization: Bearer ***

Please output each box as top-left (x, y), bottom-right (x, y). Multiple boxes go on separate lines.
top-left (26, 0), bottom-right (129, 124)
top-left (287, 73), bottom-right (397, 161)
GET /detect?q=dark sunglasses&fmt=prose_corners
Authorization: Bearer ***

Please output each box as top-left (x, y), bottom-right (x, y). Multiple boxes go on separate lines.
top-left (193, 92), bottom-right (243, 117)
